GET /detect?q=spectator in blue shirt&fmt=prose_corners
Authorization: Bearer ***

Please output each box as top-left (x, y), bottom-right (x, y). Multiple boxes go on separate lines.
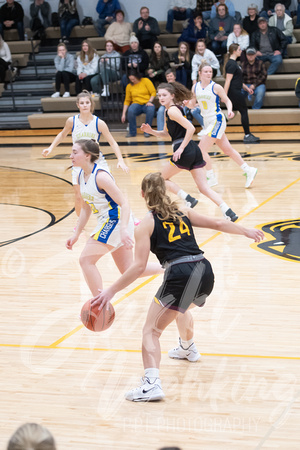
top-left (177, 11), bottom-right (207, 51)
top-left (95, 0), bottom-right (121, 37)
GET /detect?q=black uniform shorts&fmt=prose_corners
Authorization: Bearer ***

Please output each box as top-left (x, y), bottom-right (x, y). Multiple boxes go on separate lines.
top-left (171, 140), bottom-right (206, 171)
top-left (154, 258), bottom-right (214, 313)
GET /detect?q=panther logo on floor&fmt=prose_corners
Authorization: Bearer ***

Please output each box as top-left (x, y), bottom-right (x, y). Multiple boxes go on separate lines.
top-left (251, 219), bottom-right (300, 262)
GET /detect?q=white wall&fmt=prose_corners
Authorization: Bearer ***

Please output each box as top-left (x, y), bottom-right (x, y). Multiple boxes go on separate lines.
top-left (2, 0), bottom-right (299, 27)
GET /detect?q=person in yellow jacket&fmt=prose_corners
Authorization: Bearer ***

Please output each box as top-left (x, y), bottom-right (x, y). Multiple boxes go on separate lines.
top-left (121, 69), bottom-right (156, 138)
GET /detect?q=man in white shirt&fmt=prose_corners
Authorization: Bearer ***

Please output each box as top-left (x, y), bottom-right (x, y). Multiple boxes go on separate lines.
top-left (165, 0), bottom-right (197, 33)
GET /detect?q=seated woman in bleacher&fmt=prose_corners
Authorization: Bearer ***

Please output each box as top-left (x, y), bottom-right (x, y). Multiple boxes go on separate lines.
top-left (0, 34), bottom-right (12, 82)
top-left (191, 39), bottom-right (220, 82)
top-left (104, 9), bottom-right (132, 54)
top-left (90, 40), bottom-right (121, 97)
top-left (226, 23), bottom-right (249, 62)
top-left (51, 42), bottom-right (76, 98)
top-left (171, 41), bottom-right (193, 89)
top-left (75, 40), bottom-right (99, 94)
top-left (209, 3), bottom-right (234, 56)
top-left (242, 4), bottom-right (259, 39)
top-left (147, 42), bottom-right (170, 87)
top-left (58, 0), bottom-right (79, 44)
top-left (177, 10), bottom-right (207, 51)
top-left (121, 69), bottom-right (156, 138)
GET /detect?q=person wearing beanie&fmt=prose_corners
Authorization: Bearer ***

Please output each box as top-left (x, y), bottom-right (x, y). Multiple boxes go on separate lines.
top-left (121, 33), bottom-right (149, 87)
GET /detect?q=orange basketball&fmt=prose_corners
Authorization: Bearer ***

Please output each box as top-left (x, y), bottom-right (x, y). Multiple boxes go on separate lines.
top-left (80, 300), bottom-right (115, 332)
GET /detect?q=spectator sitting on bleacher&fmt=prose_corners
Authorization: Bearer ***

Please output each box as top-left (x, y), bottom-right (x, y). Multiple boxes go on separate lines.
top-left (210, 0), bottom-right (235, 20)
top-left (227, 23), bottom-right (249, 62)
top-left (196, 0), bottom-right (215, 21)
top-left (58, 0), bottom-right (79, 44)
top-left (0, 34), bottom-right (12, 82)
top-left (30, 0), bottom-right (50, 41)
top-left (268, 3), bottom-right (296, 57)
top-left (177, 10), bottom-right (207, 51)
top-left (209, 3), bottom-right (234, 56)
top-left (121, 68), bottom-right (156, 138)
top-left (171, 41), bottom-right (193, 88)
top-left (147, 41), bottom-right (170, 87)
top-left (90, 40), bottom-right (121, 97)
top-left (191, 38), bottom-right (220, 81)
top-left (250, 16), bottom-right (287, 74)
top-left (133, 6), bottom-right (160, 50)
top-left (0, 0), bottom-right (24, 41)
top-left (259, 0), bottom-right (291, 19)
top-left (241, 47), bottom-right (267, 109)
top-left (242, 4), bottom-right (259, 38)
top-left (95, 0), bottom-right (120, 37)
top-left (104, 9), bottom-right (132, 54)
top-left (75, 40), bottom-right (99, 94)
top-left (164, 0), bottom-right (197, 34)
top-left (121, 34), bottom-right (149, 87)
top-left (51, 42), bottom-right (75, 98)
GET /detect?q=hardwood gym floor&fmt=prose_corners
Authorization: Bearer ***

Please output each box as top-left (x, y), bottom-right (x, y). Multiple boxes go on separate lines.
top-left (0, 131), bottom-right (299, 449)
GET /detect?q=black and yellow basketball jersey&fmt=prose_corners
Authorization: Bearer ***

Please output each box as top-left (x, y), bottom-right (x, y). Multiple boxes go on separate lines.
top-left (165, 105), bottom-right (186, 142)
top-left (150, 212), bottom-right (203, 265)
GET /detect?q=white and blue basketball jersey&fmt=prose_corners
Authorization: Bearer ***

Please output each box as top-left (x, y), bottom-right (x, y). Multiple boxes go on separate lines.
top-left (71, 114), bottom-right (109, 185)
top-left (195, 81), bottom-right (226, 139)
top-left (195, 81), bottom-right (222, 121)
top-left (72, 114), bottom-right (101, 143)
top-left (79, 163), bottom-right (119, 222)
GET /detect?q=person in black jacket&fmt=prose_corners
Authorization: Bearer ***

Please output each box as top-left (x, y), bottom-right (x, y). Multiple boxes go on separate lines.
top-left (250, 17), bottom-right (287, 75)
top-left (242, 4), bottom-right (259, 38)
top-left (0, 0), bottom-right (24, 40)
top-left (121, 34), bottom-right (149, 88)
top-left (133, 6), bottom-right (160, 49)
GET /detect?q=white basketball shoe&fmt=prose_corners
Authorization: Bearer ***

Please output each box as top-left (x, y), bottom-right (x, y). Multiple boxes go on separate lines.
top-left (125, 377), bottom-right (165, 402)
top-left (168, 337), bottom-right (201, 362)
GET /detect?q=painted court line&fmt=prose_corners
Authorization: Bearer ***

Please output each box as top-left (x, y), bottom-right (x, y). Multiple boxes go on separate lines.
top-left (0, 343), bottom-right (299, 360)
top-left (2, 178), bottom-right (299, 356)
top-left (32, 176), bottom-right (300, 348)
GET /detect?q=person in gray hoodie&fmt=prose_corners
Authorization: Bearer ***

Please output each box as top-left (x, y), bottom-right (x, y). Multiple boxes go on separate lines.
top-left (51, 42), bottom-right (75, 97)
top-left (90, 39), bottom-right (121, 97)
top-left (209, 3), bottom-right (234, 55)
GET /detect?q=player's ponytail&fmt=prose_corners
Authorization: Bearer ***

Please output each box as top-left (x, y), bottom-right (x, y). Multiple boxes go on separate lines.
top-left (141, 172), bottom-right (182, 222)
top-left (157, 82), bottom-right (193, 104)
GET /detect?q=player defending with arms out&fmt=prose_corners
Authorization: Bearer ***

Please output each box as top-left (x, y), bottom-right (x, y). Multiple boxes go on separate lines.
top-left (185, 62), bottom-right (258, 188)
top-left (141, 82), bottom-right (238, 221)
top-left (65, 141), bottom-right (162, 298)
top-left (91, 172), bottom-right (264, 401)
top-left (42, 90), bottom-right (129, 217)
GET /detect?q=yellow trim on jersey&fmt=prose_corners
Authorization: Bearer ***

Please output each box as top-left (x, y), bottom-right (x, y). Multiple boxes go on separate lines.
top-left (154, 296), bottom-right (163, 306)
top-left (93, 218), bottom-right (109, 240)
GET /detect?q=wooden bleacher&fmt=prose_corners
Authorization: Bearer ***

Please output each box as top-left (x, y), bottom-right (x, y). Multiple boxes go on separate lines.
top-left (27, 24), bottom-right (300, 130)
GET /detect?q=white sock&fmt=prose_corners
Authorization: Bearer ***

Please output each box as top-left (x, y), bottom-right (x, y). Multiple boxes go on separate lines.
top-left (177, 189), bottom-right (188, 200)
top-left (145, 368), bottom-right (159, 383)
top-left (241, 162), bottom-right (250, 172)
top-left (181, 338), bottom-right (194, 349)
top-left (207, 169), bottom-right (215, 177)
top-left (219, 202), bottom-right (229, 214)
